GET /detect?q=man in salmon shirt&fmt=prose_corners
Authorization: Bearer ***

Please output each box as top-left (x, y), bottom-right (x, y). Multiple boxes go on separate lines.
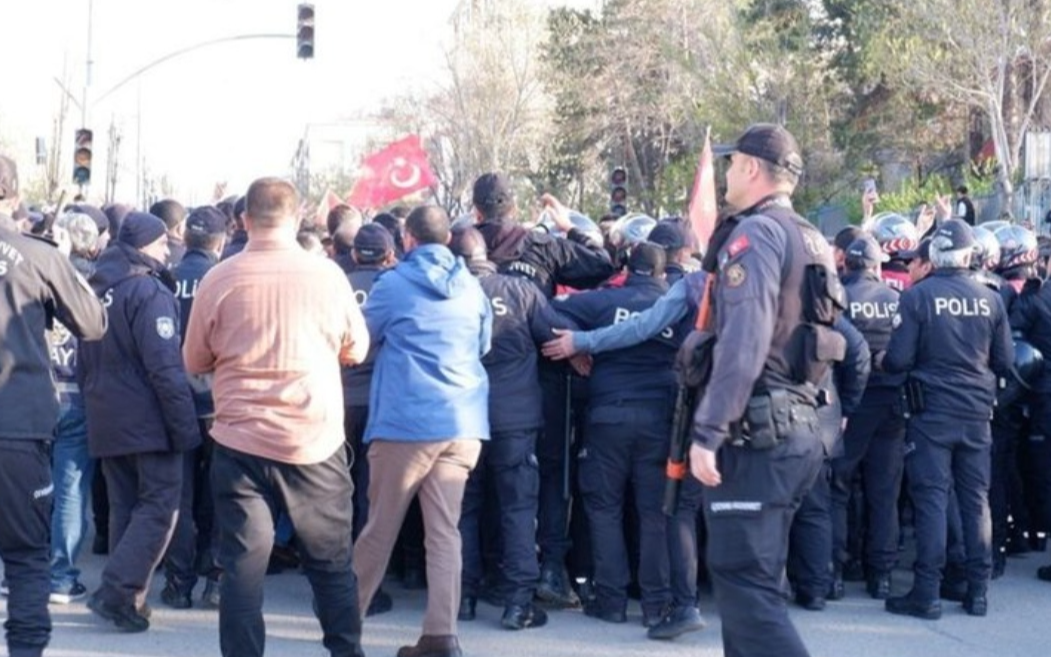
top-left (183, 177), bottom-right (370, 657)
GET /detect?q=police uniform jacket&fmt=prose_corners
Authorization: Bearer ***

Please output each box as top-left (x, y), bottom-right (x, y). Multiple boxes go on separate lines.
top-left (172, 248), bottom-right (218, 338)
top-left (172, 248), bottom-right (220, 417)
top-left (220, 229), bottom-right (248, 260)
top-left (343, 263), bottom-right (386, 407)
top-left (553, 273), bottom-right (685, 407)
top-left (0, 213), bottom-right (107, 440)
top-left (690, 199), bottom-right (842, 451)
top-left (477, 220), bottom-right (615, 298)
top-left (471, 260), bottom-right (577, 433)
top-left (1009, 278), bottom-right (1051, 394)
top-left (79, 242), bottom-right (201, 457)
top-left (883, 267), bottom-right (1012, 421)
top-left (841, 269), bottom-right (904, 396)
top-left (818, 315), bottom-right (871, 457)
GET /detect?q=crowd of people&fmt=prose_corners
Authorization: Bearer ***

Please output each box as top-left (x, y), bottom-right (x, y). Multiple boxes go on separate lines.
top-left (1, 120), bottom-right (1051, 657)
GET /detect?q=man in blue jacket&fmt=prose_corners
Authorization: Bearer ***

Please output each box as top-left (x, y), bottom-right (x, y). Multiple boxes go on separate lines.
top-left (354, 205), bottom-right (492, 657)
top-left (79, 211), bottom-right (201, 632)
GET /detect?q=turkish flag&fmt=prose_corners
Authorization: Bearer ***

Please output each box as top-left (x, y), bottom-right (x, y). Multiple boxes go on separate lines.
top-left (687, 127), bottom-right (718, 252)
top-left (346, 135), bottom-right (437, 209)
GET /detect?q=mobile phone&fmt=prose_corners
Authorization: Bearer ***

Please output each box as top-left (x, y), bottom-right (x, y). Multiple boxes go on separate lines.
top-left (863, 178), bottom-right (877, 195)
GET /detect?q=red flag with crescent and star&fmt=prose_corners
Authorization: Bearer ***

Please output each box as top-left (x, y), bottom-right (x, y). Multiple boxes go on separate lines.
top-left (346, 135), bottom-right (437, 209)
top-left (687, 126), bottom-right (718, 252)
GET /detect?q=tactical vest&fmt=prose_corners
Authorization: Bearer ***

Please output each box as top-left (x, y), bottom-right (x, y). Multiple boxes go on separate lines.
top-left (746, 203), bottom-right (847, 397)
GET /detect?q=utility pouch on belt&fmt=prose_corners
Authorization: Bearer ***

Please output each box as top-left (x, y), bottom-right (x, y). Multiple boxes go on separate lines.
top-left (902, 378), bottom-right (925, 417)
top-left (742, 389), bottom-right (791, 450)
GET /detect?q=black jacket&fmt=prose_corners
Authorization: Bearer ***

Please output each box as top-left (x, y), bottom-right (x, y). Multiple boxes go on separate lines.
top-left (173, 248), bottom-right (220, 417)
top-left (471, 261), bottom-right (575, 432)
top-left (554, 274), bottom-right (685, 407)
top-left (1009, 278), bottom-right (1051, 393)
top-left (477, 220), bottom-right (615, 298)
top-left (343, 264), bottom-right (388, 407)
top-left (220, 229), bottom-right (248, 260)
top-left (79, 242), bottom-right (200, 457)
top-left (0, 214), bottom-right (107, 440)
top-left (883, 268), bottom-right (1012, 421)
top-left (818, 315), bottom-right (871, 457)
top-left (841, 269), bottom-right (904, 395)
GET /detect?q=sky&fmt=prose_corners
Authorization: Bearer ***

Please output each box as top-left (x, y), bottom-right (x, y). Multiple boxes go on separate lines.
top-left (0, 0), bottom-right (597, 205)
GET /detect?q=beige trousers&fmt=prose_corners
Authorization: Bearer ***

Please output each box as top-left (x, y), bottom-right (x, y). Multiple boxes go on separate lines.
top-left (354, 439), bottom-right (481, 636)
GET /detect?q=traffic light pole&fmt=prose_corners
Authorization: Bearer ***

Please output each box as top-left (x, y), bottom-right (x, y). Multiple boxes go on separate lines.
top-left (93, 33), bottom-right (295, 106)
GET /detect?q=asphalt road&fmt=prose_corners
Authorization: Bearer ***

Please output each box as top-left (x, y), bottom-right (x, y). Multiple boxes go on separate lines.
top-left (2, 543), bottom-right (1048, 656)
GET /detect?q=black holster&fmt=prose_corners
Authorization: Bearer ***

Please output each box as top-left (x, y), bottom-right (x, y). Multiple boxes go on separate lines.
top-left (736, 388), bottom-right (817, 450)
top-left (902, 378), bottom-right (925, 417)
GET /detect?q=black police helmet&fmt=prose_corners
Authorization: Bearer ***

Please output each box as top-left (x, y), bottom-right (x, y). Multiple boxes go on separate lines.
top-left (997, 337), bottom-right (1044, 408)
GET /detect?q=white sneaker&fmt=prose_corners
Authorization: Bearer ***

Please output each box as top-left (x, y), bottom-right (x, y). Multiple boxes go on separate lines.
top-left (49, 581), bottom-right (88, 605)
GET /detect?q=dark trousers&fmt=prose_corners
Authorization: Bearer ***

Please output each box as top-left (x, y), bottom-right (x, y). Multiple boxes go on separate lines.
top-left (0, 439), bottom-right (52, 657)
top-left (906, 416), bottom-right (992, 600)
top-left (831, 396), bottom-right (906, 574)
top-left (789, 460), bottom-right (833, 599)
top-left (537, 366), bottom-right (573, 568)
top-left (98, 451), bottom-right (182, 608)
top-left (705, 427), bottom-right (824, 657)
top-left (668, 475), bottom-right (704, 608)
top-left (165, 421), bottom-right (220, 590)
top-left (990, 407), bottom-right (1026, 556)
top-left (345, 406), bottom-right (371, 541)
top-left (579, 401), bottom-right (671, 615)
top-left (460, 430), bottom-right (541, 606)
top-left (211, 443), bottom-right (362, 657)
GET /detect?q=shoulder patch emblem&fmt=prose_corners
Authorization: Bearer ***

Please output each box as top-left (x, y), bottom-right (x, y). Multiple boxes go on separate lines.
top-left (727, 235), bottom-right (750, 258)
top-left (724, 263), bottom-right (747, 288)
top-left (156, 317), bottom-right (176, 340)
top-left (802, 230), bottom-right (823, 256)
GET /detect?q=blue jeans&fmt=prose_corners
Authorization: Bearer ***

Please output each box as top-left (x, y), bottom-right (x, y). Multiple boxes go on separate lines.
top-left (49, 399), bottom-right (94, 592)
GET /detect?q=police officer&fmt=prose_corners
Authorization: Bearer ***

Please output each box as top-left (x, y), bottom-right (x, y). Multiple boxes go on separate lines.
top-left (883, 219), bottom-right (1012, 619)
top-left (688, 124), bottom-right (844, 657)
top-left (80, 212), bottom-right (202, 632)
top-left (0, 154), bottom-right (107, 657)
top-left (554, 242), bottom-right (688, 629)
top-left (162, 206), bottom-right (229, 609)
top-left (343, 223), bottom-right (396, 615)
top-left (788, 313), bottom-right (870, 610)
top-left (1004, 227), bottom-right (1051, 582)
top-left (648, 218), bottom-right (697, 285)
top-left (830, 236), bottom-right (906, 600)
top-left (472, 173), bottom-right (616, 605)
top-left (540, 269), bottom-right (710, 640)
top-left (449, 226), bottom-right (575, 630)
top-left (872, 213), bottom-right (920, 291)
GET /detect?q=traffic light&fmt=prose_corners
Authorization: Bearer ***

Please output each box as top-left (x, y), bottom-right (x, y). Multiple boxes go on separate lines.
top-left (296, 3), bottom-right (315, 59)
top-left (73, 129), bottom-right (93, 185)
top-left (610, 167), bottom-right (627, 217)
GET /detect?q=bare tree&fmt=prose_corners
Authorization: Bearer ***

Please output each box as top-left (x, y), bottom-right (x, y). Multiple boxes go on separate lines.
top-left (379, 0), bottom-right (554, 215)
top-left (880, 0), bottom-right (1051, 205)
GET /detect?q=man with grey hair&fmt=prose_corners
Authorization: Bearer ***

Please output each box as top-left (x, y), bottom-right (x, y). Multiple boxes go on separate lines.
top-left (883, 219), bottom-right (1013, 620)
top-left (48, 211), bottom-right (104, 606)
